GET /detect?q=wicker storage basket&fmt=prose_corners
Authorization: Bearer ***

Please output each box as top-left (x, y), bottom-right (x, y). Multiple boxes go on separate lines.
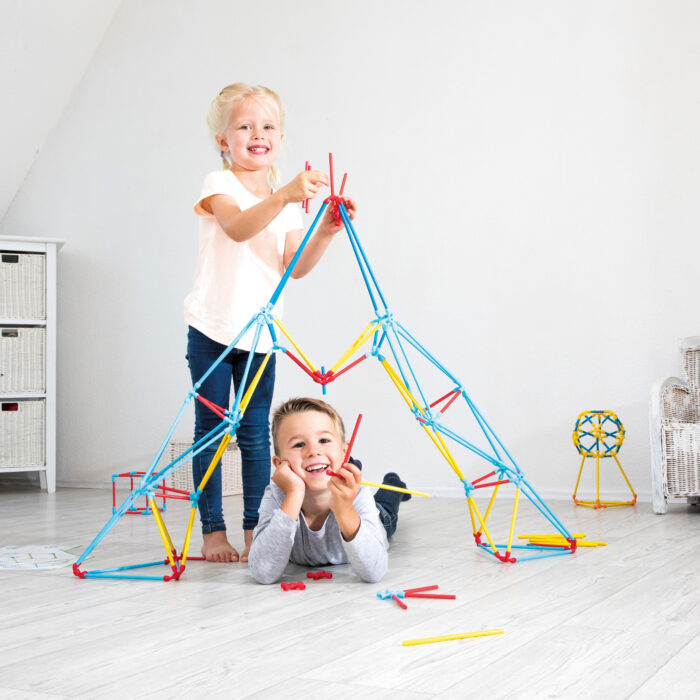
top-left (0, 252), bottom-right (46, 320)
top-left (0, 327), bottom-right (45, 393)
top-left (662, 422), bottom-right (700, 497)
top-left (167, 440), bottom-right (243, 495)
top-left (0, 399), bottom-right (45, 466)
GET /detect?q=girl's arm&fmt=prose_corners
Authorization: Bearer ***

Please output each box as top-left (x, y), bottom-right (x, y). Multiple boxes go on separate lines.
top-left (284, 198), bottom-right (357, 279)
top-left (202, 169), bottom-right (328, 243)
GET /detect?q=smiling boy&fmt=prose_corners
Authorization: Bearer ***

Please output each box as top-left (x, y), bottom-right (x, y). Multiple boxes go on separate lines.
top-left (248, 398), bottom-right (408, 584)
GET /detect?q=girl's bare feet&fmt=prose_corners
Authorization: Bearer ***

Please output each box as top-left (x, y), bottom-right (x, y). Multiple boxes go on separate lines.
top-left (201, 531), bottom-right (239, 562)
top-left (239, 529), bottom-right (254, 562)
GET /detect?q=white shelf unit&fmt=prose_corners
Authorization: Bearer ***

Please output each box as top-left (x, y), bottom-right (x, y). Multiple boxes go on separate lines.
top-left (0, 236), bottom-right (64, 492)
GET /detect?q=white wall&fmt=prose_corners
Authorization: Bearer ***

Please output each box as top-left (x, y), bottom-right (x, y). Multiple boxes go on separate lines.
top-left (2, 0), bottom-right (699, 501)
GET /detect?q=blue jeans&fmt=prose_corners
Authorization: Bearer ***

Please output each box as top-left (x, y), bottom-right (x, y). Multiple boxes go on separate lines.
top-left (186, 326), bottom-right (276, 533)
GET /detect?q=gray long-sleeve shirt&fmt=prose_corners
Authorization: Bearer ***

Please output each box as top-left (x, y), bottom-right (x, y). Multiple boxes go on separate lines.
top-left (248, 482), bottom-right (389, 584)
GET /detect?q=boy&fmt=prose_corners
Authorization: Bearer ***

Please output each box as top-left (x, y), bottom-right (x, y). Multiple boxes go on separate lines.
top-left (248, 397), bottom-right (409, 584)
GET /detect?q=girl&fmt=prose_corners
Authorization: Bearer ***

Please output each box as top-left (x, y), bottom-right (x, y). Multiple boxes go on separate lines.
top-left (185, 83), bottom-right (355, 563)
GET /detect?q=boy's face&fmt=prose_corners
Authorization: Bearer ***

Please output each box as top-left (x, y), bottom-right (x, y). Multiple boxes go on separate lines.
top-left (272, 411), bottom-right (347, 491)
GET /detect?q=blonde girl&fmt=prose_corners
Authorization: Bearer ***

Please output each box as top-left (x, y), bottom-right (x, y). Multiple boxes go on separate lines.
top-left (184, 83), bottom-right (355, 562)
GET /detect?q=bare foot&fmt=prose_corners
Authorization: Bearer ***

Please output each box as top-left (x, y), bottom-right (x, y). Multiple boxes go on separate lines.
top-left (201, 531), bottom-right (239, 562)
top-left (239, 530), bottom-right (254, 563)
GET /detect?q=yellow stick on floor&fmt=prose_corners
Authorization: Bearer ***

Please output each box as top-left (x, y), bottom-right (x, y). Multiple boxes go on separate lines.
top-left (361, 480), bottom-right (430, 498)
top-left (402, 629), bottom-right (504, 646)
top-left (273, 319), bottom-right (317, 372)
top-left (329, 322), bottom-right (379, 373)
top-left (518, 534), bottom-right (586, 539)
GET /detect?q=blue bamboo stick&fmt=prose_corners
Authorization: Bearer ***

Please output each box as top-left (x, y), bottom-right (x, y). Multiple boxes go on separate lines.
top-left (339, 208), bottom-right (379, 313)
top-left (339, 203), bottom-right (389, 310)
top-left (192, 313), bottom-right (259, 391)
top-left (83, 573), bottom-right (166, 581)
top-left (228, 319), bottom-right (266, 423)
top-left (458, 390), bottom-right (502, 462)
top-left (88, 560), bottom-right (166, 574)
top-left (394, 322), bottom-right (462, 386)
top-left (138, 393), bottom-right (193, 484)
top-left (387, 323), bottom-right (432, 411)
top-left (269, 202), bottom-right (328, 307)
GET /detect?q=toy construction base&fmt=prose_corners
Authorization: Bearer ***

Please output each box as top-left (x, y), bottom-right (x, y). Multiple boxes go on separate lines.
top-left (75, 154), bottom-right (577, 581)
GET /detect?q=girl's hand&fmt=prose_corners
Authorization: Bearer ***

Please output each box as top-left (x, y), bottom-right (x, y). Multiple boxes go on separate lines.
top-left (281, 170), bottom-right (328, 205)
top-left (320, 197), bottom-right (356, 236)
top-left (272, 459), bottom-right (306, 496)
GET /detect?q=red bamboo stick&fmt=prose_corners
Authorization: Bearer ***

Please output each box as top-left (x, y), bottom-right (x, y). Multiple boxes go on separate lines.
top-left (392, 595), bottom-right (407, 610)
top-left (339, 172), bottom-right (348, 196)
top-left (471, 471), bottom-right (496, 485)
top-left (403, 585), bottom-right (439, 594)
top-left (342, 414), bottom-right (363, 465)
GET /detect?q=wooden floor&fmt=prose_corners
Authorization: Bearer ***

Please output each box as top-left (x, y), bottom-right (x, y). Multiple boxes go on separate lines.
top-left (1, 480), bottom-right (699, 699)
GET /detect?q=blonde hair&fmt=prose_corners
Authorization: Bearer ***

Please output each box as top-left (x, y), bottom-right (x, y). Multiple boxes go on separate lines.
top-left (271, 398), bottom-right (346, 455)
top-left (207, 83), bottom-right (285, 187)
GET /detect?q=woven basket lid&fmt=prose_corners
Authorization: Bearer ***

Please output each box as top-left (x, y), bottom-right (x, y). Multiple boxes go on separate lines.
top-left (679, 336), bottom-right (700, 351)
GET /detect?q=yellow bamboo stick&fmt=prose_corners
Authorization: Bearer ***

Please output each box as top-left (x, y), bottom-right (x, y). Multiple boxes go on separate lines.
top-left (361, 480), bottom-right (429, 498)
top-left (468, 496), bottom-right (498, 554)
top-left (380, 360), bottom-right (422, 412)
top-left (273, 319), bottom-right (317, 372)
top-left (150, 498), bottom-right (176, 568)
top-left (466, 496), bottom-right (477, 534)
top-left (572, 455), bottom-right (586, 500)
top-left (402, 629), bottom-right (504, 646)
top-left (506, 488), bottom-right (521, 553)
top-left (434, 430), bottom-right (465, 481)
top-left (518, 534), bottom-right (586, 540)
top-left (613, 455), bottom-right (637, 497)
top-left (481, 483), bottom-right (500, 526)
top-left (239, 353), bottom-right (272, 414)
top-left (196, 433), bottom-right (233, 493)
top-left (329, 322), bottom-right (379, 373)
top-left (180, 506), bottom-right (198, 567)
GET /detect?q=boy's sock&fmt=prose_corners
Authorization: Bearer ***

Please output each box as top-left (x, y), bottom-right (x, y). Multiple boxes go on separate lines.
top-left (374, 472), bottom-right (409, 539)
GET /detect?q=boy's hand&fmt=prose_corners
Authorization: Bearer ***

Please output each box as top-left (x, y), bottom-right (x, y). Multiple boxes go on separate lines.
top-left (319, 197), bottom-right (356, 236)
top-left (328, 462), bottom-right (362, 541)
top-left (272, 459), bottom-right (306, 496)
top-left (281, 170), bottom-right (328, 205)
top-left (273, 460), bottom-right (306, 522)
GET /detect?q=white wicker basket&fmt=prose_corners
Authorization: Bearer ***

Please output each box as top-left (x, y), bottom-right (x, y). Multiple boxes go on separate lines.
top-left (0, 252), bottom-right (46, 320)
top-left (0, 327), bottom-right (45, 393)
top-left (0, 399), bottom-right (45, 466)
top-left (167, 440), bottom-right (243, 495)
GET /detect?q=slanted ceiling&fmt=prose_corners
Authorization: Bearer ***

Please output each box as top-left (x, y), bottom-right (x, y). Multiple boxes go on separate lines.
top-left (0, 0), bottom-right (121, 221)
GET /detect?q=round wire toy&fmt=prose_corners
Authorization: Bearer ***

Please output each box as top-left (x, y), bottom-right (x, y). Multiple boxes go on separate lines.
top-left (571, 410), bottom-right (636, 508)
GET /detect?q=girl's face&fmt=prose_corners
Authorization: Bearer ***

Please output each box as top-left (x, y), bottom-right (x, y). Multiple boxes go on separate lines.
top-left (217, 97), bottom-right (283, 174)
top-left (272, 411), bottom-right (347, 491)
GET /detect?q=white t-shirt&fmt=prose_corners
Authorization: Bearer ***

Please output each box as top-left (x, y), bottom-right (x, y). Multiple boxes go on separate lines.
top-left (184, 170), bottom-right (303, 352)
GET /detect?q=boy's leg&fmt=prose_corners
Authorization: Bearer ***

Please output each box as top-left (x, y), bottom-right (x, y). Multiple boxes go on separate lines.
top-left (186, 326), bottom-right (238, 562)
top-left (374, 472), bottom-right (410, 539)
top-left (232, 349), bottom-right (276, 562)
